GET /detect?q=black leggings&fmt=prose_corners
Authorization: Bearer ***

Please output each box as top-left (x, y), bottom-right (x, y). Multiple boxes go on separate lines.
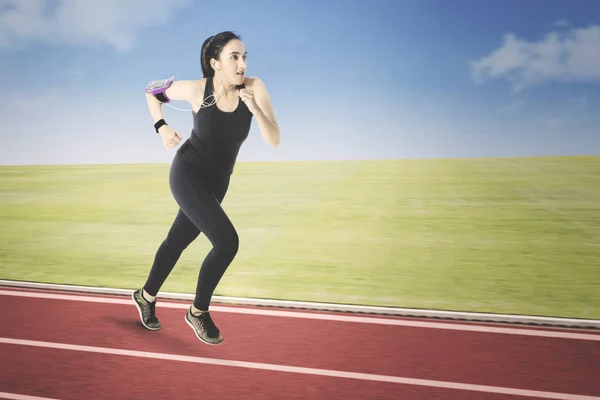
top-left (143, 154), bottom-right (239, 310)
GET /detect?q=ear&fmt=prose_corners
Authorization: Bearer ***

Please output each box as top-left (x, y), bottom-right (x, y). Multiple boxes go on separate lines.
top-left (211, 59), bottom-right (220, 71)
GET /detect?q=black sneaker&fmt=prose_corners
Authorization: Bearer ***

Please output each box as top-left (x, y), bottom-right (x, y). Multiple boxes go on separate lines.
top-left (131, 288), bottom-right (161, 331)
top-left (185, 307), bottom-right (224, 345)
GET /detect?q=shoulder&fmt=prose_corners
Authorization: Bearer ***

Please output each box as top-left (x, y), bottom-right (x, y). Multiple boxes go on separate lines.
top-left (244, 76), bottom-right (263, 88)
top-left (244, 76), bottom-right (268, 94)
top-left (185, 78), bottom-right (207, 104)
top-left (192, 78), bottom-right (207, 95)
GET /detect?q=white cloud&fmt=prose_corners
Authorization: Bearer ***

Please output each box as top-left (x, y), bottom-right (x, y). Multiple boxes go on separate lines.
top-left (0, 0), bottom-right (192, 52)
top-left (470, 24), bottom-right (600, 92)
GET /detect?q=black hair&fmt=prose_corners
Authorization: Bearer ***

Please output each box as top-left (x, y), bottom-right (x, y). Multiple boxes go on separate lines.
top-left (200, 31), bottom-right (242, 78)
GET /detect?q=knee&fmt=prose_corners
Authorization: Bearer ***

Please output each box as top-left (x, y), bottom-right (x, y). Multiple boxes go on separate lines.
top-left (226, 229), bottom-right (240, 257)
top-left (215, 228), bottom-right (239, 259)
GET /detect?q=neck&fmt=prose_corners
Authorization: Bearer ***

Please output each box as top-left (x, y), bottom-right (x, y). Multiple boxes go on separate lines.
top-left (213, 74), bottom-right (236, 98)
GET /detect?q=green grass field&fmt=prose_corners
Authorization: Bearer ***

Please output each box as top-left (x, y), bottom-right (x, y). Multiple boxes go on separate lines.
top-left (1, 156), bottom-right (599, 319)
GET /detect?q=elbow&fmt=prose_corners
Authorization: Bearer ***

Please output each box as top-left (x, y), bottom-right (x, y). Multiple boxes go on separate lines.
top-left (261, 121), bottom-right (280, 148)
top-left (270, 128), bottom-right (280, 148)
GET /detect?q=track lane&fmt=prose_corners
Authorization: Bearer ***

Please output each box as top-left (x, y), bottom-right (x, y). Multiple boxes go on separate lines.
top-left (1, 288), bottom-right (599, 399)
top-left (4, 344), bottom-right (558, 400)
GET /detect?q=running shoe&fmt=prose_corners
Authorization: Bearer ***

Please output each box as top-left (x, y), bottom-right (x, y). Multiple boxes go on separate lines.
top-left (131, 288), bottom-right (161, 331)
top-left (185, 307), bottom-right (224, 345)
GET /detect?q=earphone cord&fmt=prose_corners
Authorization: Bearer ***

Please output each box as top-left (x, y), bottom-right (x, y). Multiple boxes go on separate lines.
top-left (163, 79), bottom-right (237, 112)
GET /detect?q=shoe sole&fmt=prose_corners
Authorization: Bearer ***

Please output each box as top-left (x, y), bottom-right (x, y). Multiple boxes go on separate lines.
top-left (185, 313), bottom-right (224, 346)
top-left (131, 291), bottom-right (161, 331)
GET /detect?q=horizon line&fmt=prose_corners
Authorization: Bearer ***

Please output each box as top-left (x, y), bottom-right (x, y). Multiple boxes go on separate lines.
top-left (1, 154), bottom-right (598, 168)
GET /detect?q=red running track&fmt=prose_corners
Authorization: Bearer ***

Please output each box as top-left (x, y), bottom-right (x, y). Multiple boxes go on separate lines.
top-left (0, 286), bottom-right (599, 400)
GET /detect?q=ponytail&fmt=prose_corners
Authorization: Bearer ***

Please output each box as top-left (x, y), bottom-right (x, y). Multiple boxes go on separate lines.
top-left (200, 36), bottom-right (215, 78)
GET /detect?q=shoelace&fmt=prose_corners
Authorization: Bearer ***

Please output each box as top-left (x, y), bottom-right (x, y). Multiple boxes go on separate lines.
top-left (141, 296), bottom-right (156, 320)
top-left (194, 311), bottom-right (219, 337)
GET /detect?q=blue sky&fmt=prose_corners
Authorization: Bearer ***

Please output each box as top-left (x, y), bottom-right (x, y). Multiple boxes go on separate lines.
top-left (0, 0), bottom-right (599, 166)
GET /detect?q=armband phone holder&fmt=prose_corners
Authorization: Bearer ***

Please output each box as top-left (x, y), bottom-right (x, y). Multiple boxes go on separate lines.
top-left (146, 76), bottom-right (175, 103)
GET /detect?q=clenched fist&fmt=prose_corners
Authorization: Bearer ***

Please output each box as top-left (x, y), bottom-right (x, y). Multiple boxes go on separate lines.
top-left (158, 126), bottom-right (182, 150)
top-left (238, 88), bottom-right (258, 114)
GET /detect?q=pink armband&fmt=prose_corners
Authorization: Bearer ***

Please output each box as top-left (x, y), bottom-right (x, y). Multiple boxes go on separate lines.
top-left (145, 76), bottom-right (175, 103)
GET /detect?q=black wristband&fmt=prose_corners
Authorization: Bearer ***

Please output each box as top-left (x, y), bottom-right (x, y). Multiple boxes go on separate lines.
top-left (154, 119), bottom-right (167, 133)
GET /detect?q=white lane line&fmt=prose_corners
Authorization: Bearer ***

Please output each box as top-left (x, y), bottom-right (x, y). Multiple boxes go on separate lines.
top-left (0, 393), bottom-right (60, 400)
top-left (1, 338), bottom-right (598, 400)
top-left (1, 289), bottom-right (599, 341)
top-left (3, 279), bottom-right (598, 329)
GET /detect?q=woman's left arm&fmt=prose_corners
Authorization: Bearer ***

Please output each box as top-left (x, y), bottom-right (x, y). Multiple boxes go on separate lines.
top-left (240, 78), bottom-right (280, 148)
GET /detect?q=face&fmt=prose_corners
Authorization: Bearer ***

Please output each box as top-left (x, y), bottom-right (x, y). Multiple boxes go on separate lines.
top-left (213, 39), bottom-right (247, 85)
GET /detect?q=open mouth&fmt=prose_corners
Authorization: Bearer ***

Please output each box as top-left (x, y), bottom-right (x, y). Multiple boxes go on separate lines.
top-left (236, 71), bottom-right (244, 76)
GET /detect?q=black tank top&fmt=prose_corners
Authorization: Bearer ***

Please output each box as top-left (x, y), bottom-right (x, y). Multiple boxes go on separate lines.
top-left (177, 77), bottom-right (253, 179)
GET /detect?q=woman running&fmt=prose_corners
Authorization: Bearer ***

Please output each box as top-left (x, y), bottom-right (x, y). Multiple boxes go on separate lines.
top-left (132, 31), bottom-right (280, 345)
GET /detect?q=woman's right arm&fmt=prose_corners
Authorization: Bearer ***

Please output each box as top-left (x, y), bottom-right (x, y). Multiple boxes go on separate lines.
top-left (145, 79), bottom-right (200, 149)
top-left (145, 80), bottom-right (198, 129)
